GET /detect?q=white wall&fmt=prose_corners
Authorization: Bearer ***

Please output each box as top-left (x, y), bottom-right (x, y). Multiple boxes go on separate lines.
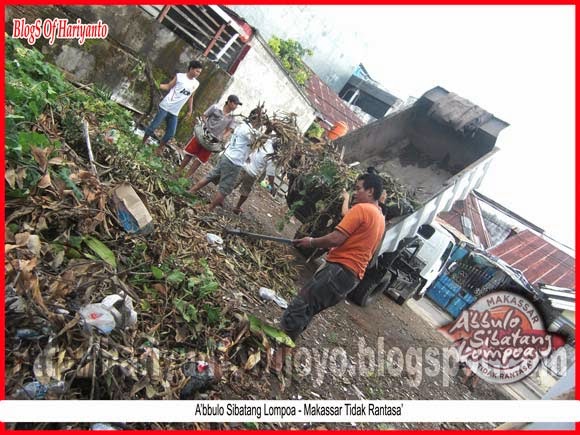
top-left (230, 5), bottom-right (362, 94)
top-left (221, 34), bottom-right (316, 133)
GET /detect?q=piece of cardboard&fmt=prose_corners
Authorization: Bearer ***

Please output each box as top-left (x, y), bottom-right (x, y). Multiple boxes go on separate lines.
top-left (111, 182), bottom-right (154, 234)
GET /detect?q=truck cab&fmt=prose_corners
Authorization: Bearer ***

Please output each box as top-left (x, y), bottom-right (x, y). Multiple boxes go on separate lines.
top-left (384, 222), bottom-right (456, 304)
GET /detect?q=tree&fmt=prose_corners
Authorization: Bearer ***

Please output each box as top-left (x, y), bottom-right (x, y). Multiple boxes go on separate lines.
top-left (268, 36), bottom-right (313, 86)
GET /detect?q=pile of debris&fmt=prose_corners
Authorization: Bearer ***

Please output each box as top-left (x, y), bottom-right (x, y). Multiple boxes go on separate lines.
top-left (4, 36), bottom-right (301, 425)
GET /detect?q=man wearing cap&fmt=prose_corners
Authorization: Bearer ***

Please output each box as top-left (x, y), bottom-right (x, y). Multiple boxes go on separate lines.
top-left (176, 95), bottom-right (242, 179)
top-left (189, 108), bottom-right (265, 211)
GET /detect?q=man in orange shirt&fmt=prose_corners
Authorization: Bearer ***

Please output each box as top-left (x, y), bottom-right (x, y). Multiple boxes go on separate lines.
top-left (274, 173), bottom-right (386, 372)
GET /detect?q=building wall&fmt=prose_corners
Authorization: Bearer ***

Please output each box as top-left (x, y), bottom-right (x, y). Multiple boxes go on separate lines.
top-left (229, 5), bottom-right (361, 94)
top-left (221, 33), bottom-right (316, 132)
top-left (5, 6), bottom-right (233, 142)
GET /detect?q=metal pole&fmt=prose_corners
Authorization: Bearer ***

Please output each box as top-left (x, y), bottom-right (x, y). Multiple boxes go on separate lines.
top-left (156, 6), bottom-right (171, 23)
top-left (203, 24), bottom-right (226, 57)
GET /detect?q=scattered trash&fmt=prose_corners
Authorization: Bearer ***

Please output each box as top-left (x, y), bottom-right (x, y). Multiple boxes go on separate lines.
top-left (80, 294), bottom-right (137, 334)
top-left (206, 233), bottom-right (223, 246)
top-left (16, 328), bottom-right (48, 340)
top-left (101, 294), bottom-right (138, 329)
top-left (258, 287), bottom-right (288, 309)
top-left (12, 380), bottom-right (66, 400)
top-left (80, 304), bottom-right (117, 334)
top-left (180, 361), bottom-right (221, 399)
top-left (110, 183), bottom-right (154, 235)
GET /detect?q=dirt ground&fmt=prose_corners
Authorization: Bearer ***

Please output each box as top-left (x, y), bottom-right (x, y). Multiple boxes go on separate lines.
top-left (181, 160), bottom-right (510, 430)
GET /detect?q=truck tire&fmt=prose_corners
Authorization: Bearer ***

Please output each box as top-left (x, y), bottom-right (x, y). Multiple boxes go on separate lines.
top-left (347, 272), bottom-right (391, 307)
top-left (412, 279), bottom-right (428, 301)
top-left (388, 278), bottom-right (426, 305)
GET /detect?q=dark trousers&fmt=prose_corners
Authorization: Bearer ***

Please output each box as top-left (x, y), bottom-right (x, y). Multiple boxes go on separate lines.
top-left (281, 262), bottom-right (360, 342)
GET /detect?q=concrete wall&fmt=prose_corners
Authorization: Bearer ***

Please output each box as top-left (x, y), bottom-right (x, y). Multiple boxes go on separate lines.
top-left (5, 5), bottom-right (233, 142)
top-left (5, 6), bottom-right (315, 139)
top-left (221, 33), bottom-right (316, 133)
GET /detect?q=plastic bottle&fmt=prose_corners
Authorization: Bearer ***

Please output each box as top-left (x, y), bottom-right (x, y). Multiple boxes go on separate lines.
top-left (258, 287), bottom-right (288, 309)
top-left (13, 380), bottom-right (66, 400)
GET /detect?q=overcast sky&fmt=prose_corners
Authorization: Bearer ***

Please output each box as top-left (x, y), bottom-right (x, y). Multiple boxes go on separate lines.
top-left (313, 5), bottom-right (574, 248)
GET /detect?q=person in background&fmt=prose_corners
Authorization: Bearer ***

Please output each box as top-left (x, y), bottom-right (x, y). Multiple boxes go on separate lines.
top-left (272, 173), bottom-right (386, 373)
top-left (143, 60), bottom-right (203, 157)
top-left (189, 108), bottom-right (265, 211)
top-left (177, 95), bottom-right (241, 179)
top-left (232, 137), bottom-right (279, 214)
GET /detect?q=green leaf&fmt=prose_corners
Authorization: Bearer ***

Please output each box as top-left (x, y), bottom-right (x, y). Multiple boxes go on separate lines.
top-left (167, 270), bottom-right (186, 285)
top-left (204, 304), bottom-right (222, 326)
top-left (174, 298), bottom-right (198, 323)
top-left (68, 236), bottom-right (83, 249)
top-left (249, 315), bottom-right (295, 348)
top-left (65, 247), bottom-right (82, 259)
top-left (151, 266), bottom-right (164, 279)
top-left (18, 131), bottom-right (50, 154)
top-left (83, 236), bottom-right (117, 268)
top-left (58, 167), bottom-right (84, 199)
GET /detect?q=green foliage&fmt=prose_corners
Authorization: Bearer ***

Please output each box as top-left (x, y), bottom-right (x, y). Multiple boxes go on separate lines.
top-left (268, 36), bottom-right (313, 86)
top-left (150, 266), bottom-right (164, 279)
top-left (187, 259), bottom-right (220, 299)
top-left (4, 34), bottom-right (230, 342)
top-left (306, 121), bottom-right (325, 139)
top-left (83, 236), bottom-right (117, 268)
top-left (174, 298), bottom-right (199, 323)
top-left (248, 315), bottom-right (295, 348)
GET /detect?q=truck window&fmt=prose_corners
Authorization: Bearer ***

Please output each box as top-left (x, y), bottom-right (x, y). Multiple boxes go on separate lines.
top-left (439, 242), bottom-right (455, 271)
top-left (418, 224), bottom-right (435, 239)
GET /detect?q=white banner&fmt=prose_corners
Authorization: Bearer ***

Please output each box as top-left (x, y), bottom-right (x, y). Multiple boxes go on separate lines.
top-left (1, 400), bottom-right (579, 423)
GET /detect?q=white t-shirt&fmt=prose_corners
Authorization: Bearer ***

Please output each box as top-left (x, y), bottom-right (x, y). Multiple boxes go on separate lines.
top-left (224, 122), bottom-right (257, 167)
top-left (244, 139), bottom-right (276, 177)
top-left (159, 72), bottom-right (199, 116)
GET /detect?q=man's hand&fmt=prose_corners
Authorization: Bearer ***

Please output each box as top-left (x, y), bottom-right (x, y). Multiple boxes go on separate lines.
top-left (292, 237), bottom-right (313, 248)
top-left (341, 189), bottom-right (350, 201)
top-left (186, 110), bottom-right (193, 118)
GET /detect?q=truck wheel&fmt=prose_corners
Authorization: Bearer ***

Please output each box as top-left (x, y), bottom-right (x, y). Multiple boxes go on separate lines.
top-left (347, 273), bottom-right (389, 307)
top-left (394, 295), bottom-right (407, 305)
top-left (411, 278), bottom-right (428, 301)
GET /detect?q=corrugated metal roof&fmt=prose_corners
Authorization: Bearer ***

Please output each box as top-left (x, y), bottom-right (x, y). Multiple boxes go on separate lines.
top-left (305, 72), bottom-right (364, 132)
top-left (439, 193), bottom-right (491, 248)
top-left (489, 230), bottom-right (575, 289)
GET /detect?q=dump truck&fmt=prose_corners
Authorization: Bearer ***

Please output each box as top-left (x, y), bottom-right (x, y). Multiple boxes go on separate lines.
top-left (286, 86), bottom-right (509, 307)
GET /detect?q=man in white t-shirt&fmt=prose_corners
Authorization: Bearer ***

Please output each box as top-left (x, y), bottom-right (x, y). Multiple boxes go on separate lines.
top-left (142, 60), bottom-right (203, 156)
top-left (189, 108), bottom-right (265, 211)
top-left (232, 137), bottom-right (278, 214)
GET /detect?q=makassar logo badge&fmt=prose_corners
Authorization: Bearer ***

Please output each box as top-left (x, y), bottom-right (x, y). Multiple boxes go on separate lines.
top-left (440, 291), bottom-right (560, 384)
